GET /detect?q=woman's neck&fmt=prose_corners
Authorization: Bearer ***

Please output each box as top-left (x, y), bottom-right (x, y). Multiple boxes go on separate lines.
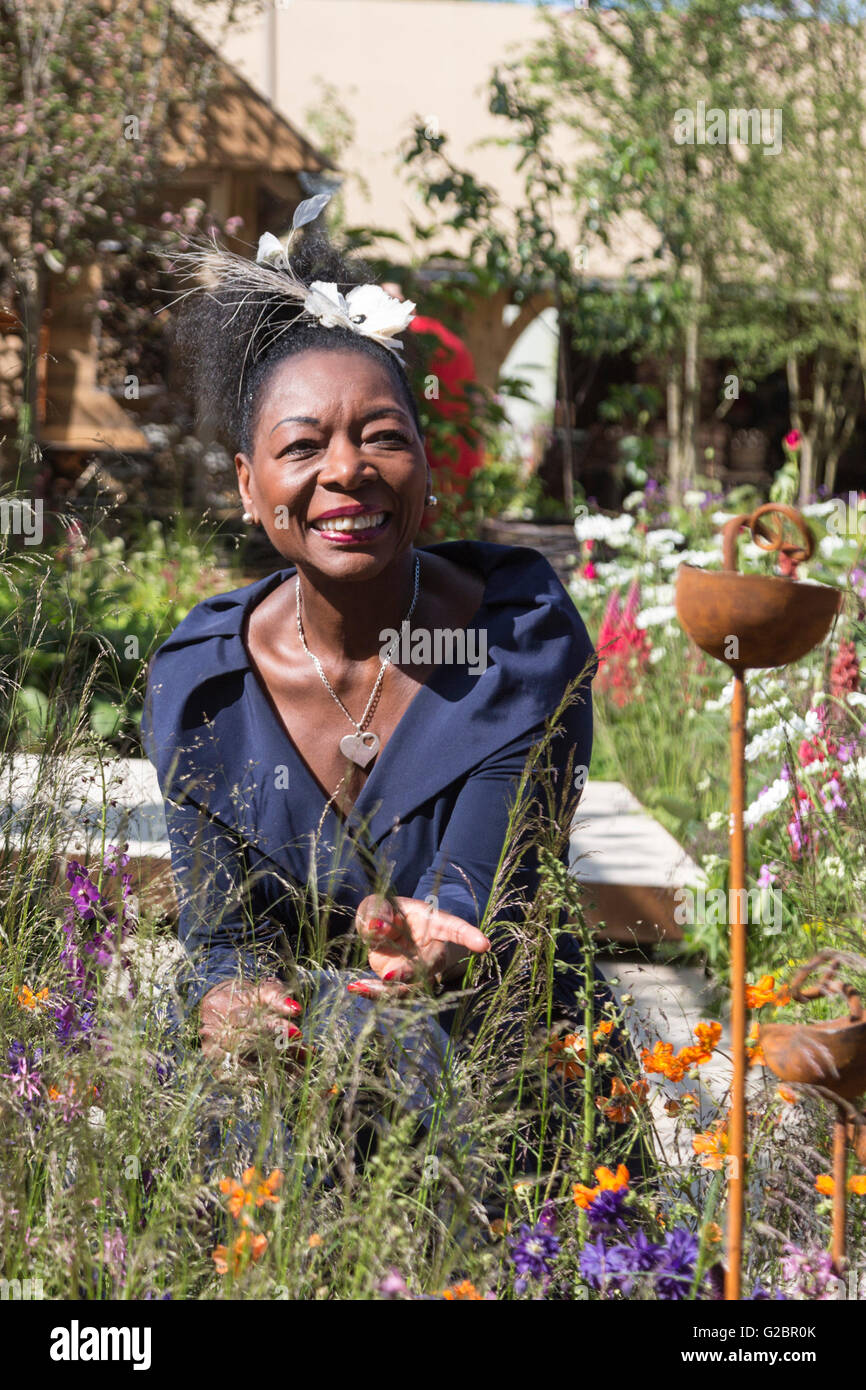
top-left (293, 548), bottom-right (421, 667)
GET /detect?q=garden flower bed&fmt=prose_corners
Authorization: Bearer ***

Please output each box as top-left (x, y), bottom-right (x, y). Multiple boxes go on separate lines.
top-left (3, 483), bottom-right (866, 1300)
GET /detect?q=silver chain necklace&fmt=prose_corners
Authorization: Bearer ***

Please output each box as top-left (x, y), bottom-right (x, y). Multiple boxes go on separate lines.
top-left (296, 554), bottom-right (421, 773)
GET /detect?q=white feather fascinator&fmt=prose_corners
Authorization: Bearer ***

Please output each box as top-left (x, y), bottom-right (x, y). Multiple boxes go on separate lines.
top-left (168, 193), bottom-right (416, 367)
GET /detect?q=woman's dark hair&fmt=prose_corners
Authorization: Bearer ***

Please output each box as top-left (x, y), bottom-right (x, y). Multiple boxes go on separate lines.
top-left (173, 231), bottom-right (423, 456)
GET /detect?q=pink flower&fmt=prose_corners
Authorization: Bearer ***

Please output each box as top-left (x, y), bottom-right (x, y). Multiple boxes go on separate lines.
top-left (784, 430), bottom-right (802, 450)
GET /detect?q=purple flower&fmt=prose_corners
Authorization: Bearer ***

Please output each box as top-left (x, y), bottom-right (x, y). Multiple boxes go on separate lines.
top-left (781, 1243), bottom-right (840, 1299)
top-left (66, 862), bottom-right (101, 921)
top-left (53, 1000), bottom-right (95, 1045)
top-left (586, 1184), bottom-right (629, 1229)
top-left (5, 1057), bottom-right (42, 1105)
top-left (377, 1268), bottom-right (409, 1298)
top-left (509, 1218), bottom-right (561, 1294)
top-left (653, 1227), bottom-right (699, 1300)
top-left (750, 1279), bottom-right (788, 1300)
top-left (819, 777), bottom-right (847, 813)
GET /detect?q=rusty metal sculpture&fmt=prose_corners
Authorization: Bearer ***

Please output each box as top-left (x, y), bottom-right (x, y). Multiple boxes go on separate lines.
top-left (675, 503), bottom-right (841, 1299)
top-left (760, 952), bottom-right (866, 1268)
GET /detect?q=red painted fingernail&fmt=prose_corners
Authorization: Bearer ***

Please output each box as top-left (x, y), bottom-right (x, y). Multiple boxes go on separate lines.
top-left (370, 918), bottom-right (390, 932)
top-left (284, 997), bottom-right (302, 1013)
top-left (383, 969), bottom-right (400, 982)
top-left (347, 981), bottom-right (375, 997)
top-left (287, 1024), bottom-right (302, 1038)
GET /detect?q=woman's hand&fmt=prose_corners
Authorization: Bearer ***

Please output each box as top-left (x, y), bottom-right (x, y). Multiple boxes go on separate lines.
top-left (352, 895), bottom-right (491, 997)
top-left (199, 978), bottom-right (305, 1066)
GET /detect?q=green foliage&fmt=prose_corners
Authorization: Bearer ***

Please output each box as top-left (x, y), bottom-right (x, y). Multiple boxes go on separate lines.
top-left (0, 518), bottom-right (233, 751)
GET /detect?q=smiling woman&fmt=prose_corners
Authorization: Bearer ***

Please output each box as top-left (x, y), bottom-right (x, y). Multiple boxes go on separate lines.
top-left (143, 222), bottom-right (607, 1177)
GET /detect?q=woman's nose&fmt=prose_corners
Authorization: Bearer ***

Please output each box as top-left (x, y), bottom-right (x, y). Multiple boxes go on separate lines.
top-left (317, 434), bottom-right (376, 486)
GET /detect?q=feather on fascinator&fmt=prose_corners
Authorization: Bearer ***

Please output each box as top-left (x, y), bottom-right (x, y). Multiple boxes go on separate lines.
top-left (167, 193), bottom-right (417, 380)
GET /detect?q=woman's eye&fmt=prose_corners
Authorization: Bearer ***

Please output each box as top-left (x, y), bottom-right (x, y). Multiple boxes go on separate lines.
top-left (366, 431), bottom-right (410, 447)
top-left (276, 438), bottom-right (319, 457)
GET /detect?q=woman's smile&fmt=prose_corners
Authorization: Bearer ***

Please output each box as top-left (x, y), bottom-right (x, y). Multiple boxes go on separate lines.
top-left (309, 504), bottom-right (393, 544)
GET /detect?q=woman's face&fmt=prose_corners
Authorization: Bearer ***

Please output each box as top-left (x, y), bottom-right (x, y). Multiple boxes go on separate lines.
top-left (235, 347), bottom-right (429, 577)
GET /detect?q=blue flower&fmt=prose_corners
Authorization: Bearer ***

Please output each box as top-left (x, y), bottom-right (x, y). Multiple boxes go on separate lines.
top-left (509, 1219), bottom-right (561, 1294)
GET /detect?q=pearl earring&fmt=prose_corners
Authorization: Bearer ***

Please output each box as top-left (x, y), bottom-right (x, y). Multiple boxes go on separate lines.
top-left (242, 511), bottom-right (253, 523)
top-left (426, 494), bottom-right (438, 507)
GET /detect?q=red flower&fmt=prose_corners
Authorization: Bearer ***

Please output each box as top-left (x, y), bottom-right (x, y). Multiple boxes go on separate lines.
top-left (784, 430), bottom-right (802, 450)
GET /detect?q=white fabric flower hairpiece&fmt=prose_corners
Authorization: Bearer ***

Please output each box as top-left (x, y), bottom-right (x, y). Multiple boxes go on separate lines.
top-left (255, 227), bottom-right (415, 356)
top-left (167, 193), bottom-right (415, 373)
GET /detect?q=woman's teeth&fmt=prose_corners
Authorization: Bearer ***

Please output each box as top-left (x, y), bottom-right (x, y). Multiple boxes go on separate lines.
top-left (314, 511), bottom-right (387, 533)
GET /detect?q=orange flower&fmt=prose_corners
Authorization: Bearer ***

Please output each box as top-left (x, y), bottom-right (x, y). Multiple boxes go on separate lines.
top-left (641, 1040), bottom-right (687, 1082)
top-left (692, 1021), bottom-right (723, 1056)
top-left (16, 984), bottom-right (50, 1010)
top-left (642, 1023), bottom-right (721, 1083)
top-left (307, 1233), bottom-right (322, 1248)
top-left (776, 1085), bottom-right (798, 1105)
top-left (212, 1229), bottom-right (268, 1275)
top-left (547, 1032), bottom-right (585, 1081)
top-left (573, 1163), bottom-right (630, 1210)
top-left (219, 1166), bottom-right (283, 1223)
top-left (816, 1174), bottom-right (866, 1197)
top-left (255, 1169), bottom-right (283, 1207)
top-left (704, 1222), bottom-right (723, 1244)
top-left (593, 1020), bottom-right (615, 1042)
top-left (746, 1023), bottom-right (765, 1066)
top-left (693, 1121), bottom-right (729, 1170)
top-left (442, 1279), bottom-right (483, 1300)
top-left (597, 1076), bottom-right (649, 1123)
top-left (745, 975), bottom-right (791, 1010)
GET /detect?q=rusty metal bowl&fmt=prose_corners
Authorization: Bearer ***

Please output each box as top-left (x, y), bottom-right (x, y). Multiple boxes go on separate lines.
top-left (759, 955), bottom-right (866, 1103)
top-left (675, 568), bottom-right (841, 673)
top-left (675, 503), bottom-right (840, 673)
top-left (759, 1017), bottom-right (866, 1102)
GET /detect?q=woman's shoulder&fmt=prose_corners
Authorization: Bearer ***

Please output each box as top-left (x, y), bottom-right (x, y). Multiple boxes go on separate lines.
top-left (153, 570), bottom-right (291, 658)
top-left (423, 538), bottom-right (591, 640)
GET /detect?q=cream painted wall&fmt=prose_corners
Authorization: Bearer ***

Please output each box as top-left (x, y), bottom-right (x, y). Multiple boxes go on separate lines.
top-left (186, 0), bottom-right (643, 276)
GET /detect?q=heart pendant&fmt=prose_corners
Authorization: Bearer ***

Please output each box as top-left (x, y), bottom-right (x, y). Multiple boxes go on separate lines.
top-left (339, 730), bottom-right (380, 770)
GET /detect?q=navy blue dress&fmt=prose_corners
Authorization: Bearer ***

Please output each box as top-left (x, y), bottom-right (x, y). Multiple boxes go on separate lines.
top-left (141, 540), bottom-right (596, 1016)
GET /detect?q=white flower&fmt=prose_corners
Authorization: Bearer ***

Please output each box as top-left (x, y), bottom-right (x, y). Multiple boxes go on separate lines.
top-left (683, 489), bottom-right (707, 508)
top-left (707, 810), bottom-right (728, 832)
top-left (634, 604), bottom-right (677, 629)
top-left (847, 692), bottom-right (866, 708)
top-left (744, 778), bottom-right (790, 829)
top-left (343, 283), bottom-right (416, 344)
top-left (704, 678), bottom-right (735, 712)
top-left (306, 281), bottom-right (351, 327)
top-left (822, 855), bottom-right (845, 880)
top-left (659, 548), bottom-right (718, 571)
top-left (819, 534), bottom-right (848, 557)
top-left (256, 231), bottom-right (290, 270)
top-left (574, 512), bottom-right (635, 545)
top-left (648, 646), bottom-right (666, 665)
top-left (622, 490), bottom-right (645, 512)
top-left (304, 281), bottom-right (416, 350)
top-left (645, 528), bottom-right (686, 552)
top-left (802, 500), bottom-right (838, 517)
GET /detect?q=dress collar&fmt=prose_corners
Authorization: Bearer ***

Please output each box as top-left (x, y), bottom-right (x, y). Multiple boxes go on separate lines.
top-left (143, 539), bottom-right (594, 846)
